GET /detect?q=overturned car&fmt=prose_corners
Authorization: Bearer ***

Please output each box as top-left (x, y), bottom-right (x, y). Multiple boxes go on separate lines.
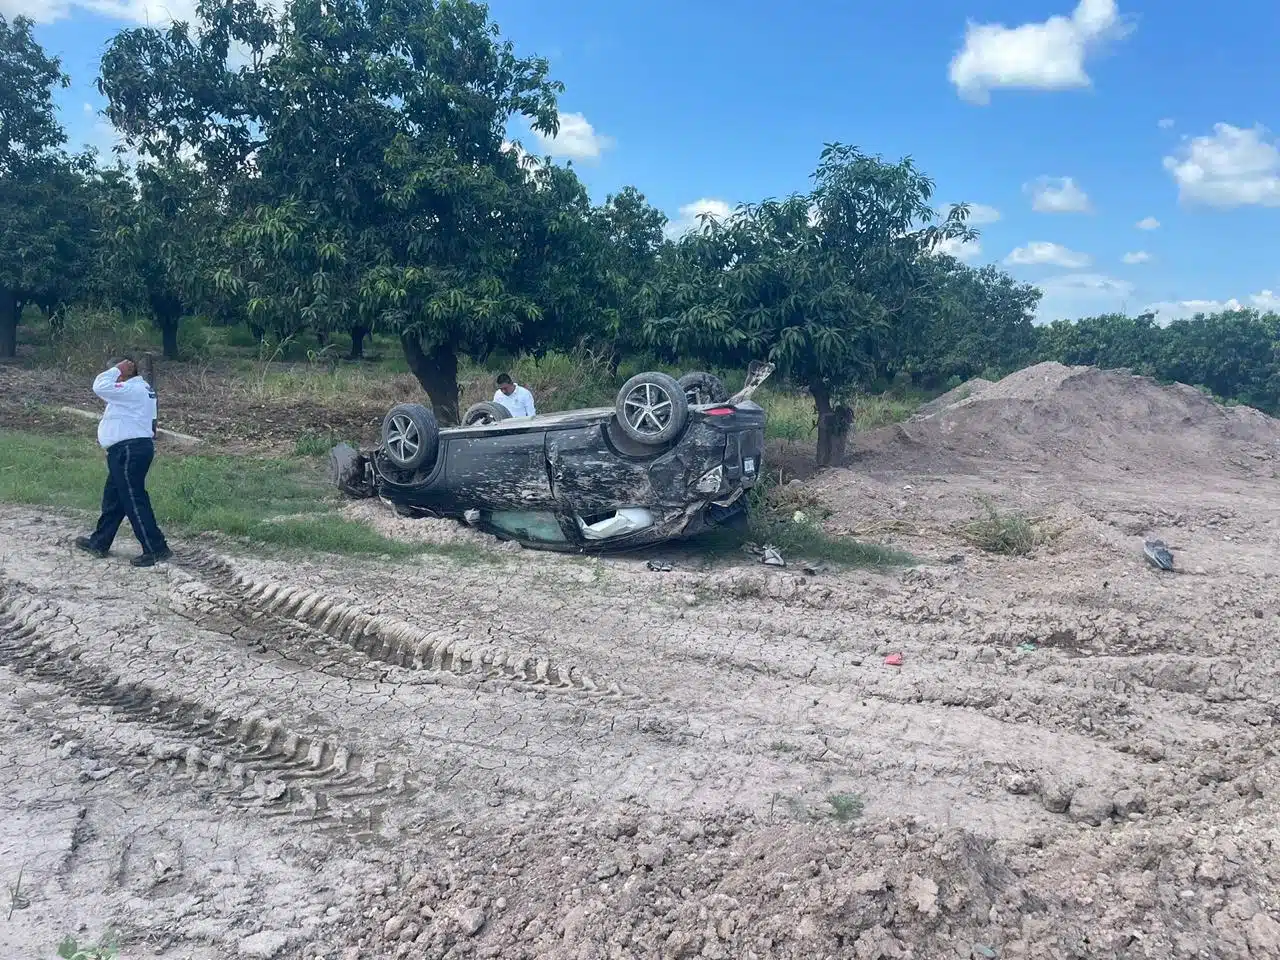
top-left (331, 364), bottom-right (773, 553)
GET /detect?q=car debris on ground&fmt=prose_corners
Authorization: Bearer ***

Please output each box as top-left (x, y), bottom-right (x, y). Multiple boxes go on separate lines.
top-left (1143, 538), bottom-right (1175, 571)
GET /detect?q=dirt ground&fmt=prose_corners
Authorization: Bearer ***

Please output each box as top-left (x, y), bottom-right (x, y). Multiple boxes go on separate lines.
top-left (3, 362), bottom-right (1280, 959)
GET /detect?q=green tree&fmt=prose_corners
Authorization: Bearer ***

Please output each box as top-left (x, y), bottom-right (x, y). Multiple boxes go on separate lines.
top-left (643, 144), bottom-right (971, 465)
top-left (96, 159), bottom-right (221, 358)
top-left (590, 186), bottom-right (669, 372)
top-left (902, 257), bottom-right (1041, 387)
top-left (0, 13), bottom-right (72, 356)
top-left (100, 0), bottom-right (566, 422)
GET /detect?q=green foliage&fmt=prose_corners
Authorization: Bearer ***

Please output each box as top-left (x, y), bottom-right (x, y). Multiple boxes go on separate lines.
top-left (99, 0), bottom-right (577, 423)
top-left (56, 934), bottom-right (119, 959)
top-left (642, 143), bottom-right (975, 465)
top-left (959, 502), bottom-right (1044, 556)
top-left (97, 159), bottom-right (224, 358)
top-left (826, 793), bottom-right (864, 822)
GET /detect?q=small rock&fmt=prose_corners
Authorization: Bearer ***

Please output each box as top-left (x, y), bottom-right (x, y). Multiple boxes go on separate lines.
top-left (1039, 781), bottom-right (1073, 814)
top-left (239, 931), bottom-right (293, 959)
top-left (638, 843), bottom-right (666, 869)
top-left (975, 647), bottom-right (997, 664)
top-left (1068, 788), bottom-right (1114, 826)
top-left (384, 917), bottom-right (405, 940)
top-left (1136, 739), bottom-right (1166, 762)
top-left (851, 869), bottom-right (887, 894)
top-left (678, 821), bottom-right (704, 843)
top-left (459, 907), bottom-right (486, 937)
top-left (1113, 788), bottom-right (1146, 817)
top-left (595, 861), bottom-right (619, 880)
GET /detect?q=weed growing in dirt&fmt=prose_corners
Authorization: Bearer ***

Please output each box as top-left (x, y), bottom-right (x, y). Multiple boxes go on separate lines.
top-left (826, 793), bottom-right (865, 822)
top-left (55, 934), bottom-right (119, 959)
top-left (7, 864), bottom-right (28, 919)
top-left (959, 501), bottom-right (1047, 556)
top-left (0, 430), bottom-right (433, 557)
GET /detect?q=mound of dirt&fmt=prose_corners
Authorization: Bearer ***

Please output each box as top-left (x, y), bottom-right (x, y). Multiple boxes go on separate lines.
top-left (858, 362), bottom-right (1280, 477)
top-left (912, 377), bottom-right (993, 419)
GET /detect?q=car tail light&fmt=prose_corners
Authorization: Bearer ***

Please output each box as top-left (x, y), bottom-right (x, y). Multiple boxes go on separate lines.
top-left (694, 465), bottom-right (724, 493)
top-left (703, 406), bottom-right (735, 416)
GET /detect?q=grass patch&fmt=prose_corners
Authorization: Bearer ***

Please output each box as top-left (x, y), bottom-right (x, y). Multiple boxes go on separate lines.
top-left (958, 501), bottom-right (1048, 556)
top-left (55, 935), bottom-right (119, 959)
top-left (693, 476), bottom-right (912, 569)
top-left (0, 429), bottom-right (435, 557)
top-left (826, 792), bottom-right (865, 822)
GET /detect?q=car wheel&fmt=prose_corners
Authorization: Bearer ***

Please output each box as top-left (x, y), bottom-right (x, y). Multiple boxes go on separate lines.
top-left (462, 401), bottom-right (512, 426)
top-left (380, 402), bottom-right (439, 471)
top-left (615, 371), bottom-right (689, 445)
top-left (678, 371), bottom-right (729, 405)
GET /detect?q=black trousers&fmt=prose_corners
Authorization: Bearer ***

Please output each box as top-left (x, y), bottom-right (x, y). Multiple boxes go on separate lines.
top-left (88, 438), bottom-right (169, 554)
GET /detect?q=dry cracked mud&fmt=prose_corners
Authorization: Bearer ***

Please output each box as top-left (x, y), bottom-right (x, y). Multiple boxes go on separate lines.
top-left (3, 363), bottom-right (1280, 959)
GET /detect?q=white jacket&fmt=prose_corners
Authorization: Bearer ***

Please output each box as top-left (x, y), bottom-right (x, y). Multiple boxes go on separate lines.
top-left (493, 384), bottom-right (536, 418)
top-left (93, 367), bottom-right (157, 449)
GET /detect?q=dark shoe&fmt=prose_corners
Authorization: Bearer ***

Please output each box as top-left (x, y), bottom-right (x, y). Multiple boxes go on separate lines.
top-left (131, 548), bottom-right (173, 568)
top-left (75, 536), bottom-right (108, 559)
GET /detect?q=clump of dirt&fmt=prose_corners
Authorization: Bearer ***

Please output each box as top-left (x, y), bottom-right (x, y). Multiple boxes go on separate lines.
top-left (858, 362), bottom-right (1280, 477)
top-left (339, 499), bottom-right (494, 547)
top-left (352, 810), bottom-right (1280, 960)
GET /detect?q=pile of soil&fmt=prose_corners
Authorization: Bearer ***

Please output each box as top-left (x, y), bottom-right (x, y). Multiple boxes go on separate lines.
top-left (858, 363), bottom-right (1280, 478)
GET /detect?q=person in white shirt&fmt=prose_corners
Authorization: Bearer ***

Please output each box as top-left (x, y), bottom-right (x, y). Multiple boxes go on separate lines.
top-left (75, 357), bottom-right (172, 567)
top-left (493, 373), bottom-right (536, 418)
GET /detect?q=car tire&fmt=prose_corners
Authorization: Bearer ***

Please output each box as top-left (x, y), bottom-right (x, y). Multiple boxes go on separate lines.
top-left (615, 371), bottom-right (689, 446)
top-left (462, 401), bottom-right (512, 426)
top-left (678, 371), bottom-right (729, 405)
top-left (380, 402), bottom-right (439, 471)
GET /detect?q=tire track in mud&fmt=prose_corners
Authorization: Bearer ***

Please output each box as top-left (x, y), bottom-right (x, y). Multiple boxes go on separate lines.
top-left (173, 551), bottom-right (641, 700)
top-left (0, 582), bottom-right (412, 841)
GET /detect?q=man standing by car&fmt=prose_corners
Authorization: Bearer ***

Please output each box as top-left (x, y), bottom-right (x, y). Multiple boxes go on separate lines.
top-left (75, 356), bottom-right (172, 567)
top-left (493, 373), bottom-right (536, 418)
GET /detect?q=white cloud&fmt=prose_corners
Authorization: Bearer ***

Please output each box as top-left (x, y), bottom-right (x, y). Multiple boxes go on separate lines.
top-left (1005, 241), bottom-right (1092, 269)
top-left (1162, 123), bottom-right (1280, 208)
top-left (1158, 118), bottom-right (1175, 130)
top-left (529, 111), bottom-right (614, 162)
top-left (1026, 176), bottom-right (1093, 213)
top-left (1135, 216), bottom-right (1160, 230)
top-left (948, 0), bottom-right (1129, 105)
top-left (1253, 289), bottom-right (1280, 312)
top-left (947, 202), bottom-right (1001, 225)
top-left (1035, 272), bottom-right (1134, 322)
top-left (664, 198), bottom-right (734, 240)
top-left (1144, 290), bottom-right (1280, 324)
top-left (936, 236), bottom-right (984, 262)
top-left (0, 0), bottom-right (201, 24)
top-left (1121, 251), bottom-right (1152, 265)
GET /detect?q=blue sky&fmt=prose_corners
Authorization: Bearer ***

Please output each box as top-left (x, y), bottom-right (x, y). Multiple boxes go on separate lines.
top-left (12, 0), bottom-right (1279, 322)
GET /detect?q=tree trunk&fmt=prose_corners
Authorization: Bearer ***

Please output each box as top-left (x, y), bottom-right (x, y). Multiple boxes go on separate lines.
top-left (811, 384), bottom-right (855, 468)
top-left (401, 335), bottom-right (461, 425)
top-left (0, 290), bottom-right (17, 359)
top-left (349, 323), bottom-right (369, 360)
top-left (159, 315), bottom-right (180, 360)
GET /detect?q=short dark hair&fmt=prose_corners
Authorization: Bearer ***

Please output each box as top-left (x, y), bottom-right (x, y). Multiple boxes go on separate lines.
top-left (496, 373), bottom-right (513, 386)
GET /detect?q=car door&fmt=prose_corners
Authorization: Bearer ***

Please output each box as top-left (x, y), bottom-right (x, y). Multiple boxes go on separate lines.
top-left (442, 425), bottom-right (557, 510)
top-left (545, 423), bottom-right (657, 513)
